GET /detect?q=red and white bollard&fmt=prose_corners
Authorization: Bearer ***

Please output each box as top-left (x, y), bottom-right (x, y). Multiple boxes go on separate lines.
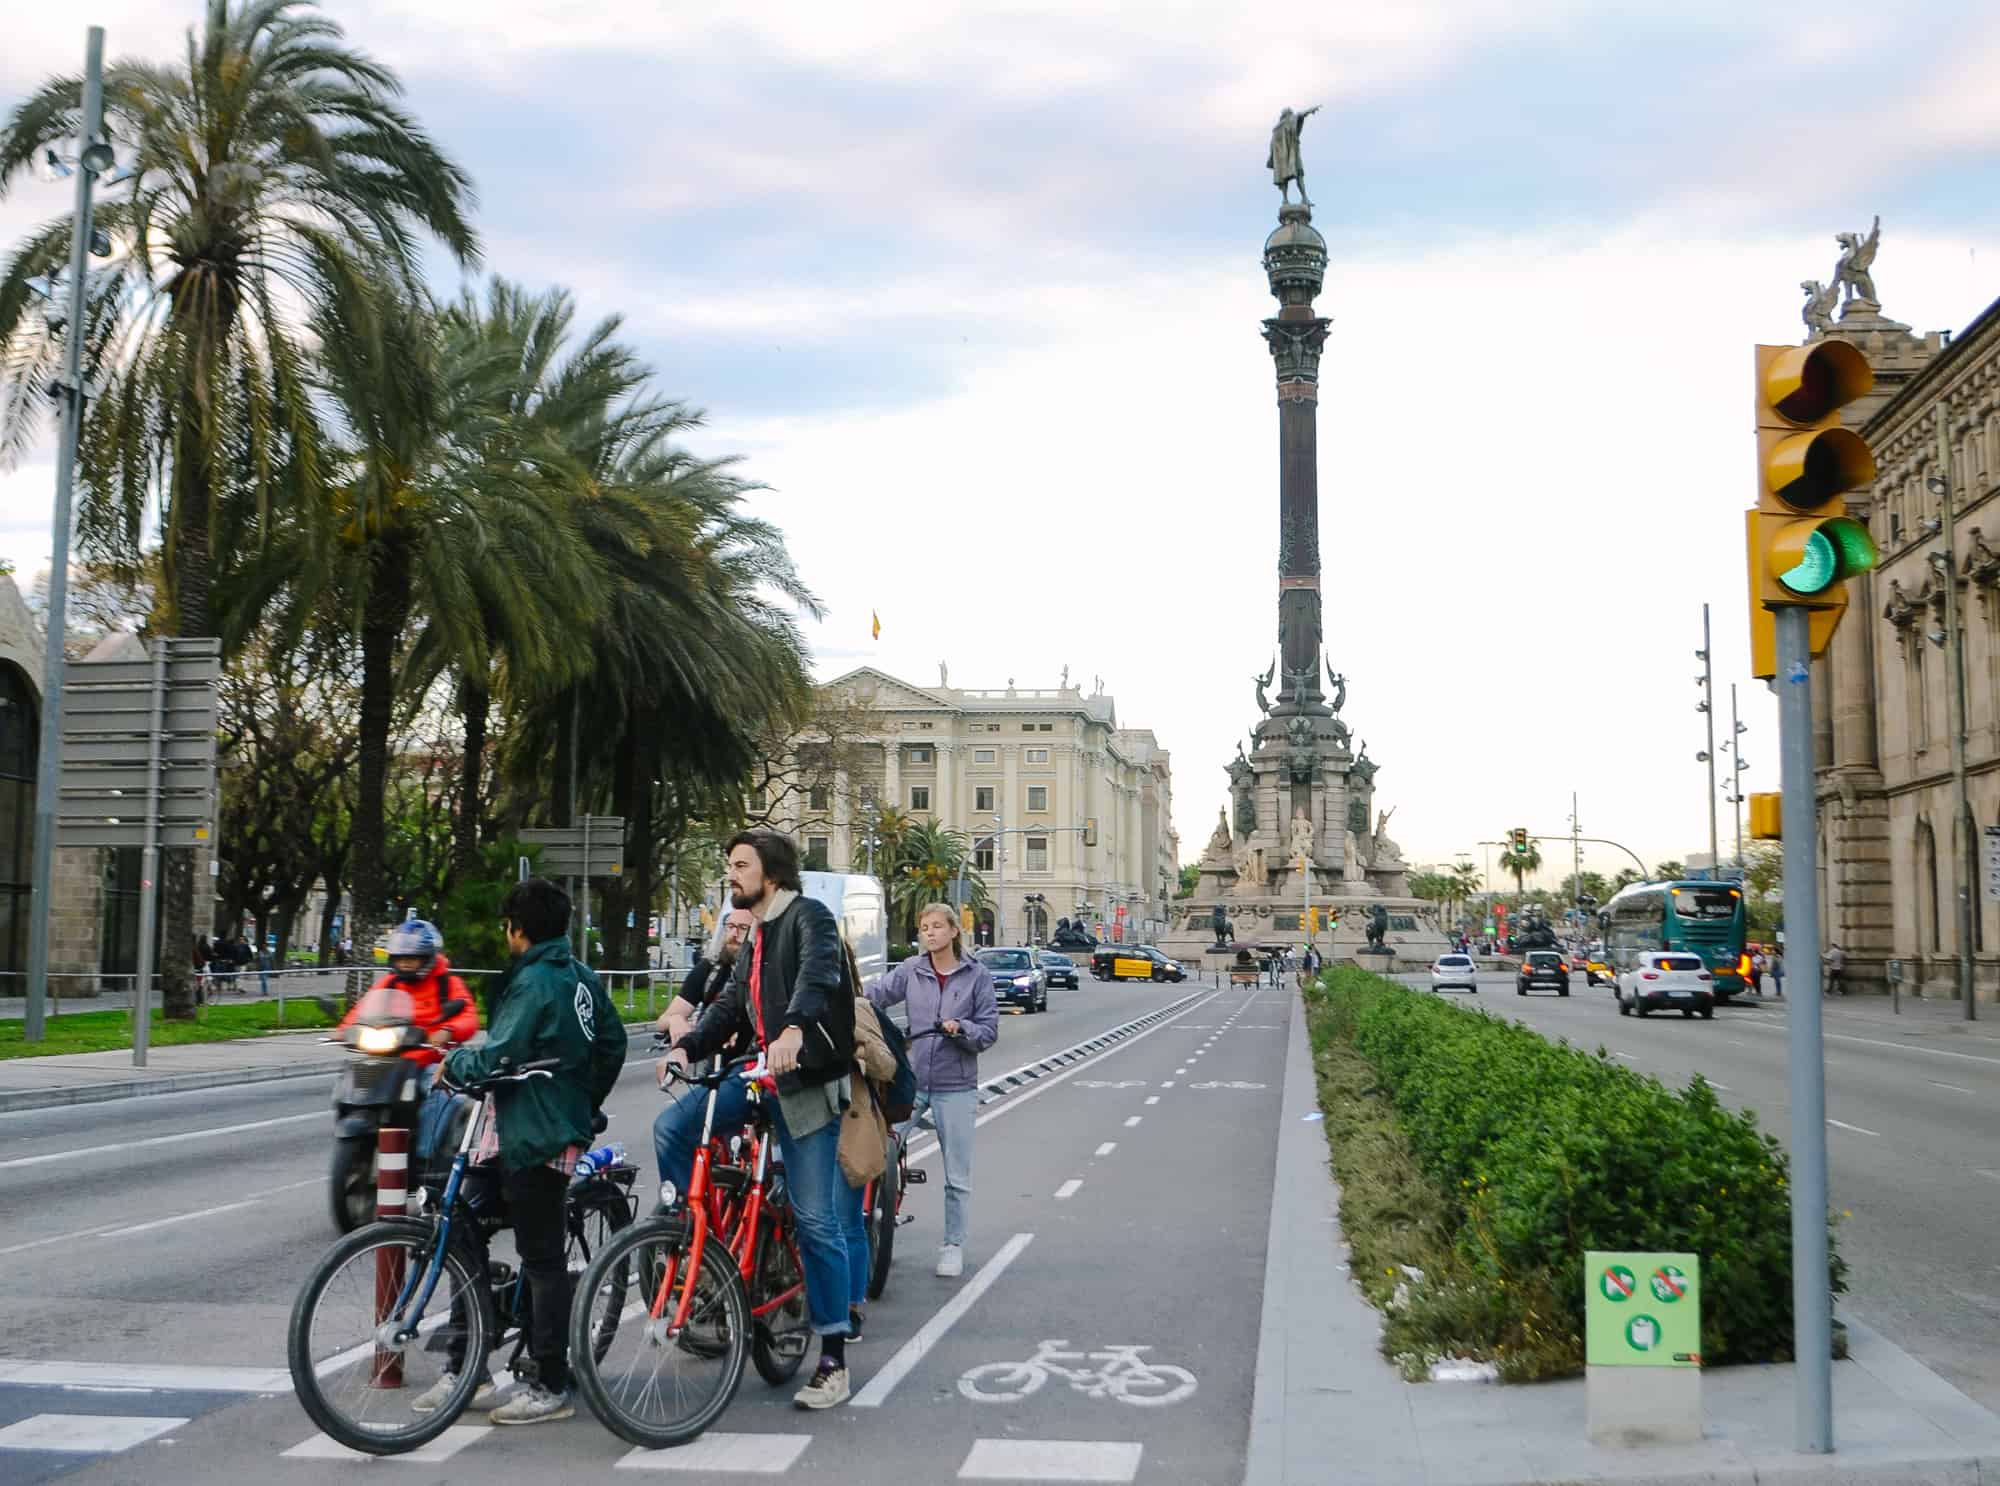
top-left (371, 1126), bottom-right (410, 1388)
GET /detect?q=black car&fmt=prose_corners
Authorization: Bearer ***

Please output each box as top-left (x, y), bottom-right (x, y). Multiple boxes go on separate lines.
top-left (1040, 952), bottom-right (1079, 989)
top-left (1516, 949), bottom-right (1571, 997)
top-left (976, 946), bottom-right (1048, 1013)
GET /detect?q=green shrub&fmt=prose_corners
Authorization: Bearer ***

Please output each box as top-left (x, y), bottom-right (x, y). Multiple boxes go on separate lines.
top-left (1312, 966), bottom-right (1840, 1371)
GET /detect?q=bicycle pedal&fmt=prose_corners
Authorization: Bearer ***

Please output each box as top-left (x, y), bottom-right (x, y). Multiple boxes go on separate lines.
top-left (904, 1169), bottom-right (927, 1184)
top-left (896, 1214), bottom-right (916, 1226)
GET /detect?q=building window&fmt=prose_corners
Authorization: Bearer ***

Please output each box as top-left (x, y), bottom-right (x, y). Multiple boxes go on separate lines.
top-left (986, 724), bottom-right (1002, 733)
top-left (1025, 836), bottom-right (1049, 872)
top-left (1026, 747), bottom-right (1049, 763)
top-left (1039, 723), bottom-right (1053, 732)
top-left (859, 784), bottom-right (877, 809)
top-left (805, 836), bottom-right (831, 872)
top-left (0, 663), bottom-right (37, 976)
top-left (910, 786), bottom-right (930, 811)
top-left (1027, 785), bottom-right (1049, 812)
top-left (746, 786), bottom-right (767, 812)
top-left (918, 721), bottom-right (934, 729)
top-left (908, 746), bottom-right (933, 763)
top-left (975, 785), bottom-right (995, 813)
top-left (974, 842), bottom-right (996, 872)
top-left (1022, 723), bottom-right (1036, 731)
top-left (808, 785), bottom-right (830, 812)
top-left (1911, 644), bottom-right (1931, 753)
top-left (1919, 818), bottom-right (1940, 952)
top-left (974, 748), bottom-right (996, 764)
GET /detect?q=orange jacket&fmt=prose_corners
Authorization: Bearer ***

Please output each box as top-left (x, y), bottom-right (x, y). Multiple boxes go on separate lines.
top-left (336, 954), bottom-right (481, 1067)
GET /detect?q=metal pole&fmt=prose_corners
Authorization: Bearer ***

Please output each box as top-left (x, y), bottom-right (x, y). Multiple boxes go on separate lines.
top-left (993, 806), bottom-right (1005, 945)
top-left (22, 27), bottom-right (107, 1044)
top-left (566, 687), bottom-right (580, 956)
top-left (1702, 604), bottom-right (1718, 869)
top-left (580, 813), bottom-right (592, 966)
top-left (1935, 406), bottom-right (1977, 1021)
top-left (1572, 792), bottom-right (1582, 944)
top-left (132, 642), bottom-right (167, 1067)
top-left (1776, 604), bottom-right (1833, 1454)
top-left (1731, 683), bottom-right (1745, 870)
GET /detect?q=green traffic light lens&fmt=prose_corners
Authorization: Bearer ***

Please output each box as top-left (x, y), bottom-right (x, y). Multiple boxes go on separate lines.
top-left (1779, 531), bottom-right (1838, 593)
top-left (1778, 517), bottom-right (1877, 594)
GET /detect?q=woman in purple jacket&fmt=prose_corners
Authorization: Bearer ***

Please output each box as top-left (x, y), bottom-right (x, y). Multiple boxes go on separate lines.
top-left (868, 903), bottom-right (999, 1279)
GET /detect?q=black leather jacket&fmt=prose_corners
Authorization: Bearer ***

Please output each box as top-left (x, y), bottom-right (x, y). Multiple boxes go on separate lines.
top-left (680, 891), bottom-right (853, 1090)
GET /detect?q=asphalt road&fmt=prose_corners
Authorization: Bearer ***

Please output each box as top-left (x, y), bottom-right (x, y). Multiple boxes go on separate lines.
top-left (1390, 970), bottom-right (2000, 1416)
top-left (0, 972), bottom-right (1284, 1484)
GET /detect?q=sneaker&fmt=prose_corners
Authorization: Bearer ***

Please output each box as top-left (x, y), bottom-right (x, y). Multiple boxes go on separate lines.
top-left (410, 1372), bottom-right (497, 1415)
top-left (935, 1244), bottom-right (964, 1279)
top-left (847, 1306), bottom-right (865, 1342)
top-left (793, 1360), bottom-right (849, 1410)
top-left (489, 1384), bottom-right (574, 1425)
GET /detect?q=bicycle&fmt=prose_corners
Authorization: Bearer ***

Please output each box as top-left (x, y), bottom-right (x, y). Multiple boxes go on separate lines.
top-left (568, 1052), bottom-right (810, 1449)
top-left (958, 1339), bottom-right (1198, 1407)
top-left (863, 1022), bottom-right (948, 1301)
top-left (286, 1060), bottom-right (637, 1455)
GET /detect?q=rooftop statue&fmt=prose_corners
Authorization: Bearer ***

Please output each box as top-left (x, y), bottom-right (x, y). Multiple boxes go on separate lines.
top-left (1266, 105), bottom-right (1322, 209)
top-left (1834, 216), bottom-right (1880, 306)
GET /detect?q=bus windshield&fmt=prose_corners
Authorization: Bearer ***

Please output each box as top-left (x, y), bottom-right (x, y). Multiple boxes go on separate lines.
top-left (1672, 886), bottom-right (1741, 922)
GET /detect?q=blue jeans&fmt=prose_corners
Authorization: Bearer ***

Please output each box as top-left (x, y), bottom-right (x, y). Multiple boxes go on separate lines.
top-left (772, 1103), bottom-right (861, 1337)
top-left (903, 1089), bottom-right (976, 1248)
top-left (651, 1073), bottom-right (753, 1196)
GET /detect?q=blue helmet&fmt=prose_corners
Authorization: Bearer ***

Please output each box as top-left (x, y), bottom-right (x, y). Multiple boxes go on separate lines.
top-left (385, 919), bottom-right (443, 982)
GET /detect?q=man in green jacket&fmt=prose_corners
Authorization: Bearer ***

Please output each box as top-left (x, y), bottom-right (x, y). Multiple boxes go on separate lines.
top-left (423, 876), bottom-right (622, 1425)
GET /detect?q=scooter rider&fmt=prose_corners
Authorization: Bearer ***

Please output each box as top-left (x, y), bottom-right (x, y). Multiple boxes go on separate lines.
top-left (336, 919), bottom-right (479, 1059)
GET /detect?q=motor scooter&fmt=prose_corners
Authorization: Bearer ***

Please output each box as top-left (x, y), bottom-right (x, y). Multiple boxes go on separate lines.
top-left (327, 984), bottom-right (470, 1232)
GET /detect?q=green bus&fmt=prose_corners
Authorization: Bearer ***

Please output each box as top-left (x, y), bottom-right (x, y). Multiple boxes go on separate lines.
top-left (1600, 880), bottom-right (1750, 999)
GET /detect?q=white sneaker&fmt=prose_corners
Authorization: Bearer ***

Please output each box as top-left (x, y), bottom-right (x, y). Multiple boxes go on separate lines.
top-left (935, 1244), bottom-right (964, 1278)
top-left (490, 1383), bottom-right (574, 1425)
top-left (410, 1371), bottom-right (497, 1415)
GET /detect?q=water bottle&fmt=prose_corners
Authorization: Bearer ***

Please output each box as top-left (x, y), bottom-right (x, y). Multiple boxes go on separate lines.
top-left (574, 1142), bottom-right (627, 1181)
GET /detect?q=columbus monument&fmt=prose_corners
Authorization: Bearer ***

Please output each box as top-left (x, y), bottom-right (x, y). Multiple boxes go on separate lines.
top-left (1157, 107), bottom-right (1446, 968)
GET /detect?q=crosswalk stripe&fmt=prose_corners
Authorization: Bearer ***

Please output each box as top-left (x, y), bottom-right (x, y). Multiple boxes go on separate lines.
top-left (282, 1424), bottom-right (490, 1462)
top-left (0, 1359), bottom-right (288, 1393)
top-left (0, 1413), bottom-right (188, 1454)
top-left (957, 1438), bottom-right (1142, 1481)
top-left (614, 1432), bottom-right (813, 1473)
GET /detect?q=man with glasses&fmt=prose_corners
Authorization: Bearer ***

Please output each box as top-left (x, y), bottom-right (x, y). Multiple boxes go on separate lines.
top-left (651, 905), bottom-right (756, 1197)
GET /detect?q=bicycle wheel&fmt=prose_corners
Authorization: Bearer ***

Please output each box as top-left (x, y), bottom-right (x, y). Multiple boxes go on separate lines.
top-left (749, 1217), bottom-right (810, 1385)
top-left (956, 1361), bottom-right (1045, 1403)
top-left (568, 1183), bottom-right (636, 1364)
top-left (866, 1159), bottom-right (899, 1301)
top-left (288, 1220), bottom-right (491, 1455)
top-left (569, 1220), bottom-right (749, 1449)
top-left (1110, 1362), bottom-right (1198, 1406)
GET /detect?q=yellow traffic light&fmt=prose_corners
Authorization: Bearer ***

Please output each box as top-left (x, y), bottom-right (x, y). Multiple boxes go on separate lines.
top-left (1511, 827), bottom-right (1528, 855)
top-left (1307, 907), bottom-right (1319, 934)
top-left (1748, 792), bottom-right (1781, 841)
top-left (1747, 341), bottom-right (1878, 679)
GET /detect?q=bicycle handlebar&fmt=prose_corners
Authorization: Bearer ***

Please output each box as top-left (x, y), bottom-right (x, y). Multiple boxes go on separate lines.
top-left (436, 1057), bottom-right (558, 1094)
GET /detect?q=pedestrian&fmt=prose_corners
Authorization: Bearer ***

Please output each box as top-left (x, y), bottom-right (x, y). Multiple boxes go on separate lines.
top-left (868, 902), bottom-right (998, 1286)
top-left (1823, 941), bottom-right (1846, 996)
top-left (676, 830), bottom-right (863, 1410)
top-left (1771, 945), bottom-right (1785, 998)
top-left (651, 906), bottom-right (756, 1197)
top-left (1750, 948), bottom-right (1766, 996)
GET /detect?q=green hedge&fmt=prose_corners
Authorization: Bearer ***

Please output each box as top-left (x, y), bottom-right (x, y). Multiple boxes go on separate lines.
top-left (1317, 966), bottom-right (1841, 1367)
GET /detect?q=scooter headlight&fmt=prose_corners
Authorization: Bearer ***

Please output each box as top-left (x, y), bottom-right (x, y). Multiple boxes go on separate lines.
top-left (355, 1025), bottom-right (402, 1055)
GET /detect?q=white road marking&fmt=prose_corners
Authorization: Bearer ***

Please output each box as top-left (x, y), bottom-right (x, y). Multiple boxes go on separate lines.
top-left (1736, 1019), bottom-right (2000, 1069)
top-left (94, 1197), bottom-right (264, 1239)
top-left (1124, 1116), bottom-right (1142, 1128)
top-left (958, 1438), bottom-right (1142, 1482)
top-left (615, 1432), bottom-right (813, 1473)
top-left (1827, 1118), bottom-right (1881, 1137)
top-left (1144, 1096), bottom-right (1159, 1105)
top-left (1978, 1170), bottom-right (2000, 1183)
top-left (1056, 1179), bottom-right (1084, 1199)
top-left (0, 1360), bottom-right (288, 1393)
top-left (0, 1112), bottom-right (322, 1171)
top-left (1611, 1052), bottom-right (1636, 1061)
top-left (851, 1232), bottom-right (1034, 1408)
top-left (1175, 1067), bottom-right (1188, 1074)
top-left (283, 1425), bottom-right (490, 1462)
top-left (1160, 1081), bottom-right (1175, 1088)
top-left (1095, 1142), bottom-right (1117, 1157)
top-left (0, 1177), bottom-right (319, 1257)
top-left (1931, 1081), bottom-right (1974, 1095)
top-left (0, 1413), bottom-right (187, 1454)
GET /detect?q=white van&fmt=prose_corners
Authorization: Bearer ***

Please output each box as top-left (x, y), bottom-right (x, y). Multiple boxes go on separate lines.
top-left (800, 872), bottom-right (888, 989)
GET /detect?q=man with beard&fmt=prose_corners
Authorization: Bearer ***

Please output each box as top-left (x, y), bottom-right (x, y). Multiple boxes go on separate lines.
top-left (650, 905), bottom-right (754, 1193)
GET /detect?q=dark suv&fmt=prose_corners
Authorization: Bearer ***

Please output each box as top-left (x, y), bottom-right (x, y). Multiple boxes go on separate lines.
top-left (976, 946), bottom-right (1048, 1013)
top-left (1516, 950), bottom-right (1570, 997)
top-left (1039, 952), bottom-right (1080, 989)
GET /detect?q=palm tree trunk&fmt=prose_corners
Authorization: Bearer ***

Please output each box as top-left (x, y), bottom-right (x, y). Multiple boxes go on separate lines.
top-left (550, 687), bottom-right (574, 828)
top-left (348, 538), bottom-right (413, 990)
top-left (604, 719), bottom-right (648, 970)
top-left (451, 672), bottom-right (489, 886)
top-left (157, 385), bottom-right (219, 1018)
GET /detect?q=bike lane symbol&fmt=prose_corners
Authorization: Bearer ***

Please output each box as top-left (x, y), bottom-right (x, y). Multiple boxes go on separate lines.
top-left (959, 1340), bottom-right (1198, 1408)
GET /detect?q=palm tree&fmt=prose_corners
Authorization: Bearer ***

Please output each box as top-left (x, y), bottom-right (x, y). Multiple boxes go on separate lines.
top-left (890, 821), bottom-right (987, 935)
top-left (1609, 867), bottom-right (1642, 895)
top-left (1654, 860), bottom-right (1686, 880)
top-left (1502, 839), bottom-right (1543, 895)
top-left (0, 0), bottom-right (478, 1015)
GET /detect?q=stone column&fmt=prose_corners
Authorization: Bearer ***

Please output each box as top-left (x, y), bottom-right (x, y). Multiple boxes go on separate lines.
top-left (934, 742), bottom-right (956, 825)
top-left (1262, 204), bottom-right (1331, 712)
top-left (832, 768), bottom-right (851, 869)
top-left (882, 739), bottom-right (901, 816)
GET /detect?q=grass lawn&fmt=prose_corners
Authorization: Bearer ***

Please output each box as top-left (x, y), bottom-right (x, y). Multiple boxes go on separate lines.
top-left (0, 999), bottom-right (340, 1059)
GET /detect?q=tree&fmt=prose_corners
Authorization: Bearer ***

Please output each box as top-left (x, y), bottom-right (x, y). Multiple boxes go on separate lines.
top-left (1177, 863), bottom-right (1202, 898)
top-left (1609, 867), bottom-right (1642, 895)
top-left (1741, 843), bottom-right (1783, 932)
top-left (1654, 860), bottom-right (1686, 880)
top-left (889, 821), bottom-right (987, 935)
top-left (1558, 871), bottom-right (1610, 905)
top-left (0, 0), bottom-right (479, 1017)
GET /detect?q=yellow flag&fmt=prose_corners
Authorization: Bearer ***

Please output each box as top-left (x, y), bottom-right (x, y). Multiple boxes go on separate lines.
top-left (871, 610), bottom-right (881, 640)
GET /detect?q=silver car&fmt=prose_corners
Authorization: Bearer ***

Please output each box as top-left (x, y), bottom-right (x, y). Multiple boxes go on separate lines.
top-left (1429, 953), bottom-right (1479, 993)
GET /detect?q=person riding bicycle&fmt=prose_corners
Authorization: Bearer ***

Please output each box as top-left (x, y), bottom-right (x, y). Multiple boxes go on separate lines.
top-left (673, 830), bottom-right (860, 1410)
top-left (866, 902), bottom-right (998, 1281)
top-left (424, 877), bottom-right (626, 1427)
top-left (336, 919), bottom-right (480, 1063)
top-left (651, 906), bottom-right (755, 1198)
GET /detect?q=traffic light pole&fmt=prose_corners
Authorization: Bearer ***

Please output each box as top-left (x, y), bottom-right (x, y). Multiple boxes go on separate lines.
top-left (1775, 603), bottom-right (1833, 1455)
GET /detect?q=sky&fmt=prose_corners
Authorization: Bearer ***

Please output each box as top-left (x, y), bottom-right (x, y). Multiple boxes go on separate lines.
top-left (5, 0), bottom-right (2000, 888)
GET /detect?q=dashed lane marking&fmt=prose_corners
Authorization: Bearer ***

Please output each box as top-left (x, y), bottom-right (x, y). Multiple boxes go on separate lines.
top-left (0, 1112), bottom-right (322, 1171)
top-left (958, 1438), bottom-right (1142, 1482)
top-left (0, 1361), bottom-right (287, 1393)
top-left (1827, 1118), bottom-right (1881, 1137)
top-left (1055, 1179), bottom-right (1084, 1199)
top-left (1124, 1116), bottom-right (1142, 1128)
top-left (1143, 1096), bottom-right (1159, 1105)
top-left (1932, 1081), bottom-right (1974, 1095)
top-left (1095, 1142), bottom-right (1117, 1157)
top-left (283, 1425), bottom-right (490, 1462)
top-left (851, 1232), bottom-right (1035, 1409)
top-left (614, 1432), bottom-right (814, 1473)
top-left (1160, 1081), bottom-right (1175, 1089)
top-left (0, 1413), bottom-right (187, 1454)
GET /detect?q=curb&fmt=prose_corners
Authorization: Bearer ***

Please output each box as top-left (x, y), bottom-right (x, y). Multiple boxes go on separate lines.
top-left (0, 1018), bottom-right (664, 1116)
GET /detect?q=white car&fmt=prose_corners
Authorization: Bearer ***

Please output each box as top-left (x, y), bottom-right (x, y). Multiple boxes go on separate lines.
top-left (1429, 953), bottom-right (1479, 993)
top-left (1616, 951), bottom-right (1716, 1019)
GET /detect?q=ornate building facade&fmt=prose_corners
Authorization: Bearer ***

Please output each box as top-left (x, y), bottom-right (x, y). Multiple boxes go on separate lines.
top-left (1814, 290), bottom-right (2000, 999)
top-left (759, 668), bottom-right (1178, 945)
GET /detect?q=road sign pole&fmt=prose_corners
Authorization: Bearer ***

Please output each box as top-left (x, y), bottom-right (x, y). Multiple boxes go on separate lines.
top-left (580, 812), bottom-right (591, 962)
top-left (131, 643), bottom-right (167, 1068)
top-left (1776, 604), bottom-right (1832, 1454)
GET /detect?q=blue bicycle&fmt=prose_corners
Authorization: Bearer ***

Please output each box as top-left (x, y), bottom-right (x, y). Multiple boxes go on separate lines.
top-left (286, 1059), bottom-right (636, 1454)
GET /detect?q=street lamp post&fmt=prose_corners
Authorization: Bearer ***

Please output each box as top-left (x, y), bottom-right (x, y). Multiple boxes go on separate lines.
top-left (23, 28), bottom-right (109, 1043)
top-left (1928, 407), bottom-right (1978, 1021)
top-left (1697, 605), bottom-right (1719, 869)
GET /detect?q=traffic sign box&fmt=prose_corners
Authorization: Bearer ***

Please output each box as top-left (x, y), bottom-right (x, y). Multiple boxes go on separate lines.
top-left (1585, 1249), bottom-right (1703, 1448)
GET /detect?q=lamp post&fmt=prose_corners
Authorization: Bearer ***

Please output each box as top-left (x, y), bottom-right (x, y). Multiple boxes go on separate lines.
top-left (23, 28), bottom-right (109, 1043)
top-left (1696, 605), bottom-right (1719, 869)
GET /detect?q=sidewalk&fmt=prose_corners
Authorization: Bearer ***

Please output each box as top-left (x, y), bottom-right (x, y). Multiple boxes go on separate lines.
top-left (1245, 991), bottom-right (2000, 1486)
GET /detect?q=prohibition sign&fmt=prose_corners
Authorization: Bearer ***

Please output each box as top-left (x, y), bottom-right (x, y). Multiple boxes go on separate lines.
top-left (1650, 1265), bottom-right (1688, 1303)
top-left (1599, 1264), bottom-right (1636, 1302)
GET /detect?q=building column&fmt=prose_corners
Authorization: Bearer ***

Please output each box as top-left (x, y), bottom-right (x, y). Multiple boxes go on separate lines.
top-left (882, 739), bottom-right (900, 816)
top-left (832, 768), bottom-right (851, 869)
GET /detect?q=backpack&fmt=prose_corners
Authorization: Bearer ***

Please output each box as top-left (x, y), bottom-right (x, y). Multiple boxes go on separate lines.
top-left (871, 1007), bottom-right (918, 1125)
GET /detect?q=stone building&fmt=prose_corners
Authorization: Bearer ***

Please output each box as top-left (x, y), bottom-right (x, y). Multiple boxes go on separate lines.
top-left (758, 668), bottom-right (1179, 945)
top-left (1812, 286), bottom-right (2000, 1000)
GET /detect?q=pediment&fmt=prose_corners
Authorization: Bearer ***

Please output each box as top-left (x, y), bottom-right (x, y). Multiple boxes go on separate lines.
top-left (821, 666), bottom-right (951, 712)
